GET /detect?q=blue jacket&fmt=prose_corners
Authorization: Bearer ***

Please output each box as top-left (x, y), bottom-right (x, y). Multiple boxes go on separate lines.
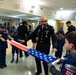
top-left (57, 38), bottom-right (65, 50)
top-left (13, 35), bottom-right (21, 42)
top-left (50, 52), bottom-right (76, 75)
top-left (0, 32), bottom-right (8, 50)
top-left (61, 52), bottom-right (76, 75)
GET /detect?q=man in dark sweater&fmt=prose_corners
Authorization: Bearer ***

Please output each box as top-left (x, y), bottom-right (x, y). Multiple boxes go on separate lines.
top-left (17, 21), bottom-right (29, 58)
top-left (65, 21), bottom-right (75, 35)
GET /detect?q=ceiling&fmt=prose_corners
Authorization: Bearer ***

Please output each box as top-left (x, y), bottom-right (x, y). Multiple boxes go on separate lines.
top-left (40, 0), bottom-right (76, 11)
top-left (0, 0), bottom-right (76, 20)
top-left (0, 9), bottom-right (41, 21)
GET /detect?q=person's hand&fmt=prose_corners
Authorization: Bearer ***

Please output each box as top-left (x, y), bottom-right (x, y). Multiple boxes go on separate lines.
top-left (18, 39), bottom-right (21, 41)
top-left (11, 38), bottom-right (14, 40)
top-left (8, 35), bottom-right (13, 40)
top-left (18, 39), bottom-right (22, 42)
top-left (1, 38), bottom-right (5, 42)
top-left (18, 40), bottom-right (25, 43)
top-left (52, 48), bottom-right (57, 52)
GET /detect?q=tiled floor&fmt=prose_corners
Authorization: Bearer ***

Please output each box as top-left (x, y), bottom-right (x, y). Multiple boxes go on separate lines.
top-left (0, 40), bottom-right (66, 75)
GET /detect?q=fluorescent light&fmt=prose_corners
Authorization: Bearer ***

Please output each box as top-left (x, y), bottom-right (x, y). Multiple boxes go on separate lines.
top-left (60, 8), bottom-right (63, 10)
top-left (10, 14), bottom-right (27, 18)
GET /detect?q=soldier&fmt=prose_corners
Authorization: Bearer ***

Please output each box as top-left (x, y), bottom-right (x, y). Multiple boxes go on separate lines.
top-left (50, 31), bottom-right (76, 75)
top-left (27, 16), bottom-right (57, 75)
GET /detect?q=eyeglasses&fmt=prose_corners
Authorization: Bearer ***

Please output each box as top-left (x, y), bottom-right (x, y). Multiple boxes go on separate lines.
top-left (41, 20), bottom-right (47, 23)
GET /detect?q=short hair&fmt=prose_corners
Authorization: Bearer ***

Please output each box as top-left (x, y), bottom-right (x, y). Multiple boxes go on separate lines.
top-left (14, 31), bottom-right (18, 34)
top-left (66, 21), bottom-right (71, 24)
top-left (58, 31), bottom-right (64, 35)
top-left (22, 21), bottom-right (27, 25)
top-left (1, 25), bottom-right (6, 28)
top-left (65, 31), bottom-right (76, 49)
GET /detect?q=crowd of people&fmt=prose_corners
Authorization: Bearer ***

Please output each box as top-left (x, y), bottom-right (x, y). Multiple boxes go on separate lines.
top-left (0, 16), bottom-right (76, 75)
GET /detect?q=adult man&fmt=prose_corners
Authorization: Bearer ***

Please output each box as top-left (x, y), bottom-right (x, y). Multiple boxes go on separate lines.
top-left (27, 16), bottom-right (57, 75)
top-left (65, 21), bottom-right (75, 35)
top-left (17, 21), bottom-right (29, 58)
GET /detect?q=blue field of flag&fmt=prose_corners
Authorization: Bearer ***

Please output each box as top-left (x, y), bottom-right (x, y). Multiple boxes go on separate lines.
top-left (28, 48), bottom-right (57, 63)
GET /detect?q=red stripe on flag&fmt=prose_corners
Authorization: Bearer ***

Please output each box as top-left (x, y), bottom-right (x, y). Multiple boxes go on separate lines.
top-left (7, 40), bottom-right (30, 51)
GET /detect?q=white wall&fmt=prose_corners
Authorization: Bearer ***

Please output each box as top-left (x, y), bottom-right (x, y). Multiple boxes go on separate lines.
top-left (48, 19), bottom-right (57, 32)
top-left (14, 20), bottom-right (20, 28)
top-left (0, 0), bottom-right (76, 20)
top-left (0, 0), bottom-right (51, 17)
top-left (58, 20), bottom-right (76, 33)
top-left (48, 11), bottom-right (75, 20)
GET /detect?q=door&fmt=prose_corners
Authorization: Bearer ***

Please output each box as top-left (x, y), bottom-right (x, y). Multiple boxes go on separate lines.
top-left (58, 23), bottom-right (64, 31)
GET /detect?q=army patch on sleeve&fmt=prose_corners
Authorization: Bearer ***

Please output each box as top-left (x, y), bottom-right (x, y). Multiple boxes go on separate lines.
top-left (65, 64), bottom-right (76, 75)
top-left (66, 70), bottom-right (74, 75)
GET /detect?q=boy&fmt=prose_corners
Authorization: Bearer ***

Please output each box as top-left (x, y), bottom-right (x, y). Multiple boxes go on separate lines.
top-left (50, 31), bottom-right (76, 75)
top-left (10, 32), bottom-right (21, 63)
top-left (55, 31), bottom-right (65, 60)
top-left (64, 21), bottom-right (76, 57)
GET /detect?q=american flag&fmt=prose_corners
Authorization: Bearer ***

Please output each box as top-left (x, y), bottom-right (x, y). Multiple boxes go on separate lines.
top-left (28, 48), bottom-right (57, 63)
top-left (7, 40), bottom-right (57, 64)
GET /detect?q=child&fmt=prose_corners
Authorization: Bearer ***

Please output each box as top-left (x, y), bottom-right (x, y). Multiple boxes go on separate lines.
top-left (10, 32), bottom-right (21, 63)
top-left (50, 31), bottom-right (76, 75)
top-left (55, 31), bottom-right (65, 60)
top-left (0, 26), bottom-right (7, 69)
top-left (0, 26), bottom-right (13, 68)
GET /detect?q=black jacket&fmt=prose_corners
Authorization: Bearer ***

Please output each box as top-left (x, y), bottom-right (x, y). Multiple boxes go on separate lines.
top-left (17, 25), bottom-right (29, 40)
top-left (65, 25), bottom-right (76, 35)
top-left (17, 25), bottom-right (29, 45)
top-left (27, 24), bottom-right (57, 54)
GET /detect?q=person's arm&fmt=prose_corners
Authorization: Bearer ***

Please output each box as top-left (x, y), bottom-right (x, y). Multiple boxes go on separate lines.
top-left (0, 37), bottom-right (5, 42)
top-left (25, 26), bottom-right (29, 37)
top-left (50, 65), bottom-right (62, 75)
top-left (26, 25), bottom-right (39, 41)
top-left (7, 35), bottom-right (13, 40)
top-left (0, 34), bottom-right (5, 42)
top-left (58, 38), bottom-right (65, 46)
